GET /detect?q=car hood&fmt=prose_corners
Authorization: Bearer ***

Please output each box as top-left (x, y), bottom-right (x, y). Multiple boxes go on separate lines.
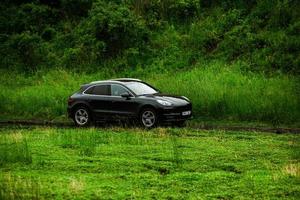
top-left (141, 93), bottom-right (190, 106)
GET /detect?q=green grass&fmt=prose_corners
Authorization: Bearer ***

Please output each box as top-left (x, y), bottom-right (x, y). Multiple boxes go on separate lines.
top-left (0, 61), bottom-right (299, 126)
top-left (0, 133), bottom-right (32, 166)
top-left (0, 127), bottom-right (299, 199)
top-left (149, 61), bottom-right (299, 125)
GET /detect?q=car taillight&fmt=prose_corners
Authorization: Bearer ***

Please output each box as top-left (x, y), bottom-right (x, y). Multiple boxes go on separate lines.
top-left (68, 97), bottom-right (74, 105)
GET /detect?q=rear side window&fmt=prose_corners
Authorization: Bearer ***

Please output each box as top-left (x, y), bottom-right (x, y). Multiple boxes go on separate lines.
top-left (84, 85), bottom-right (110, 95)
top-left (84, 86), bottom-right (94, 94)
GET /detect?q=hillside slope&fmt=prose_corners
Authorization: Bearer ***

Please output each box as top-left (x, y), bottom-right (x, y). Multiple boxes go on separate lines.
top-left (0, 0), bottom-right (299, 74)
top-left (0, 0), bottom-right (299, 125)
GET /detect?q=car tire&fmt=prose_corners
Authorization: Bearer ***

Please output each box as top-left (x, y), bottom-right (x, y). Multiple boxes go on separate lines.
top-left (140, 108), bottom-right (157, 128)
top-left (72, 106), bottom-right (91, 127)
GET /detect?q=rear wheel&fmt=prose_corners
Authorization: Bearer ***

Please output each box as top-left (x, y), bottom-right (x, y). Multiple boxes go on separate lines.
top-left (140, 108), bottom-right (157, 128)
top-left (73, 107), bottom-right (91, 127)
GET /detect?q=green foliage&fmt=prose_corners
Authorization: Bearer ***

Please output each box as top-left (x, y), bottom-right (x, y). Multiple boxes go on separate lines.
top-left (131, 0), bottom-right (201, 21)
top-left (1, 3), bottom-right (58, 34)
top-left (187, 9), bottom-right (242, 55)
top-left (8, 32), bottom-right (46, 71)
top-left (41, 26), bottom-right (56, 41)
top-left (0, 62), bottom-right (299, 125)
top-left (0, 0), bottom-right (299, 124)
top-left (82, 1), bottom-right (148, 56)
top-left (200, 0), bottom-right (257, 9)
top-left (61, 0), bottom-right (92, 18)
top-left (0, 0), bottom-right (299, 73)
top-left (149, 61), bottom-right (300, 125)
top-left (0, 69), bottom-right (109, 119)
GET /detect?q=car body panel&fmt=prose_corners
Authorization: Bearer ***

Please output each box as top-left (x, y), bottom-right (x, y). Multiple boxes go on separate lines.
top-left (67, 80), bottom-right (192, 123)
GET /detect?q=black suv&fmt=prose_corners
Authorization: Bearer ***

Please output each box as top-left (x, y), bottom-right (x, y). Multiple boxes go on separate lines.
top-left (67, 78), bottom-right (192, 128)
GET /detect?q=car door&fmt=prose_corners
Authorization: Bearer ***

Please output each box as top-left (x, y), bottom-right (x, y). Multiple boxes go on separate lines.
top-left (84, 84), bottom-right (115, 119)
top-left (110, 84), bottom-right (139, 118)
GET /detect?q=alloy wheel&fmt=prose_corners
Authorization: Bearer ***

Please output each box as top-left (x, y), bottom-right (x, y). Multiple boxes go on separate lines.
top-left (141, 110), bottom-right (156, 128)
top-left (75, 108), bottom-right (89, 126)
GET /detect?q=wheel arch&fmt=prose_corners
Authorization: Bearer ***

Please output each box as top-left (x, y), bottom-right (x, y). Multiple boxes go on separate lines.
top-left (138, 104), bottom-right (157, 117)
top-left (70, 102), bottom-right (92, 115)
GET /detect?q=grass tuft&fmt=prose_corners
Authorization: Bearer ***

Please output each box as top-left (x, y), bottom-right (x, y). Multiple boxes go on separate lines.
top-left (0, 133), bottom-right (32, 166)
top-left (0, 173), bottom-right (40, 200)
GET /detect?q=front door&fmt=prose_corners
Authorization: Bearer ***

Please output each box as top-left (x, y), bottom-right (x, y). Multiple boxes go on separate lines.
top-left (110, 84), bottom-right (139, 118)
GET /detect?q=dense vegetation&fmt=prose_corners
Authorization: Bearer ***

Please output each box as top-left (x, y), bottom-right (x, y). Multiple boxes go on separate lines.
top-left (1, 127), bottom-right (299, 199)
top-left (1, 0), bottom-right (299, 73)
top-left (0, 0), bottom-right (299, 125)
top-left (1, 61), bottom-right (299, 125)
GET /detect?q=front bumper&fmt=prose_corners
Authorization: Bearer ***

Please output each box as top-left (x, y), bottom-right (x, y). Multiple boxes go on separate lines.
top-left (158, 103), bottom-right (192, 122)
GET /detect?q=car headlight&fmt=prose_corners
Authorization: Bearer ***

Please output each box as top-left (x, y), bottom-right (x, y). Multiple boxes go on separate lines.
top-left (156, 99), bottom-right (172, 106)
top-left (181, 96), bottom-right (190, 102)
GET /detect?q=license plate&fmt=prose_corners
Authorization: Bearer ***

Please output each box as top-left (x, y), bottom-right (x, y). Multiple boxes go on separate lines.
top-left (182, 111), bottom-right (191, 116)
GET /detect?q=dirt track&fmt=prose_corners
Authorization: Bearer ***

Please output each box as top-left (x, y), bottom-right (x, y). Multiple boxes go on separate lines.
top-left (0, 120), bottom-right (299, 134)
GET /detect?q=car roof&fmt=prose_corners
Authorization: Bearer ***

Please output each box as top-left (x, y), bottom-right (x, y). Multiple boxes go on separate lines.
top-left (89, 78), bottom-right (142, 85)
top-left (109, 78), bottom-right (141, 82)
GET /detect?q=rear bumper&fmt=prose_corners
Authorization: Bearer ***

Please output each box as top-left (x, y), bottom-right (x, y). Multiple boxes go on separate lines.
top-left (158, 103), bottom-right (192, 122)
top-left (67, 106), bottom-right (72, 118)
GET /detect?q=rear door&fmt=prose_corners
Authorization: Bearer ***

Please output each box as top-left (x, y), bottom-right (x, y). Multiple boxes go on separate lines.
top-left (84, 84), bottom-right (114, 119)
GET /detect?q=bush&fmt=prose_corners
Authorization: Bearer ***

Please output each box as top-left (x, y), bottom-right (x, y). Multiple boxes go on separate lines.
top-left (61, 0), bottom-right (92, 17)
top-left (186, 9), bottom-right (242, 55)
top-left (0, 0), bottom-right (299, 74)
top-left (17, 3), bottom-right (59, 33)
top-left (79, 1), bottom-right (148, 57)
top-left (131, 0), bottom-right (200, 22)
top-left (41, 26), bottom-right (56, 41)
top-left (8, 32), bottom-right (46, 72)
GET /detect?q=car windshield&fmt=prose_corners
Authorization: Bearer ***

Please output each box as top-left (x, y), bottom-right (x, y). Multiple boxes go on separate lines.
top-left (125, 82), bottom-right (158, 95)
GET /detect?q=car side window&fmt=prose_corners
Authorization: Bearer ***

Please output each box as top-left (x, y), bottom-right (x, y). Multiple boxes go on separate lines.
top-left (111, 84), bottom-right (130, 96)
top-left (85, 85), bottom-right (110, 95)
top-left (84, 86), bottom-right (94, 94)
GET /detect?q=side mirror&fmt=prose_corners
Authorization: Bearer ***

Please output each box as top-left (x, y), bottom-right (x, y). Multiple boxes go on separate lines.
top-left (121, 92), bottom-right (132, 99)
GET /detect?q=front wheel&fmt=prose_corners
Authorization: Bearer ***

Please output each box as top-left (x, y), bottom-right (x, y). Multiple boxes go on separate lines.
top-left (140, 108), bottom-right (157, 128)
top-left (73, 107), bottom-right (91, 127)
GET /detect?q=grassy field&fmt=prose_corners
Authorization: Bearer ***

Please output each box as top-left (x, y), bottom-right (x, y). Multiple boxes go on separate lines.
top-left (1, 61), bottom-right (299, 126)
top-left (0, 127), bottom-right (299, 199)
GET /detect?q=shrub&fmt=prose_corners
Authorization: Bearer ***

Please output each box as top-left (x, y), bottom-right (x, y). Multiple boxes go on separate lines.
top-left (61, 0), bottom-right (92, 18)
top-left (131, 0), bottom-right (200, 21)
top-left (79, 1), bottom-right (148, 57)
top-left (16, 3), bottom-right (59, 33)
top-left (8, 32), bottom-right (46, 72)
top-left (41, 26), bottom-right (56, 41)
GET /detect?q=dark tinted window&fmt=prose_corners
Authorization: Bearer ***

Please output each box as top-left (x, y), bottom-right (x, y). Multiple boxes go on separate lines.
top-left (84, 86), bottom-right (94, 94)
top-left (85, 85), bottom-right (110, 95)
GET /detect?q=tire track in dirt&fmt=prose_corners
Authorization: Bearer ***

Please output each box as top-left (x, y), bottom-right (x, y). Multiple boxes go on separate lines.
top-left (0, 120), bottom-right (299, 134)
